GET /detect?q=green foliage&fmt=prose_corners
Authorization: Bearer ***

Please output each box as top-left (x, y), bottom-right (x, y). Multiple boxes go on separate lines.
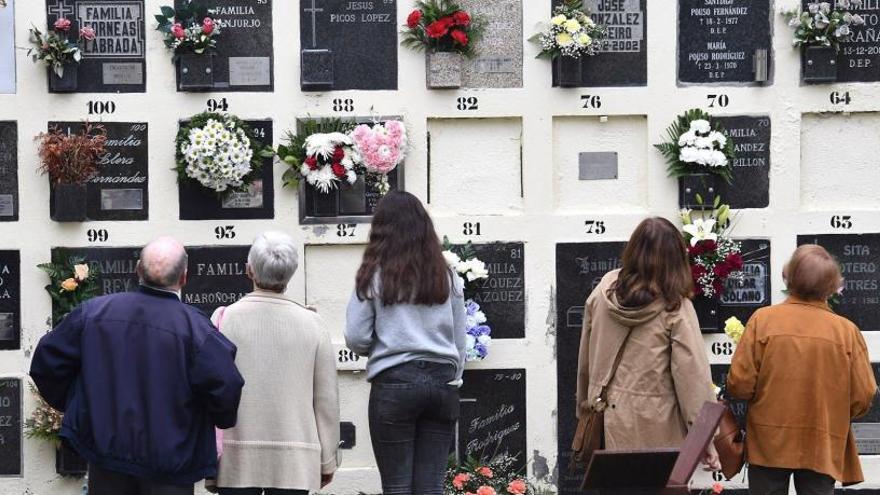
top-left (28, 25), bottom-right (84, 77)
top-left (401, 0), bottom-right (487, 58)
top-left (37, 255), bottom-right (101, 327)
top-left (783, 2), bottom-right (865, 51)
top-left (155, 1), bottom-right (217, 55)
top-left (654, 108), bottom-right (735, 184)
top-left (277, 118), bottom-right (357, 189)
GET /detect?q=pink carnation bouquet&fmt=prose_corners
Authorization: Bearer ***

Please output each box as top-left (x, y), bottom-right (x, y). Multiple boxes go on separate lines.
top-left (350, 119), bottom-right (407, 175)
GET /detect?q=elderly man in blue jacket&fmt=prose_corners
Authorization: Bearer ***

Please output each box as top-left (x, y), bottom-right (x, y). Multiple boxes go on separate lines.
top-left (30, 236), bottom-right (245, 495)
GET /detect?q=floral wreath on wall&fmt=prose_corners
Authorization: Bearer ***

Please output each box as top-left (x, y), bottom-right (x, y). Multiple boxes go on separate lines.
top-left (655, 109), bottom-right (736, 185)
top-left (680, 203), bottom-right (744, 300)
top-left (442, 237), bottom-right (492, 361)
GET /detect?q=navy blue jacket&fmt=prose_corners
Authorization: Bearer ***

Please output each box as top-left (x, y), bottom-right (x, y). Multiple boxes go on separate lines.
top-left (30, 286), bottom-right (245, 485)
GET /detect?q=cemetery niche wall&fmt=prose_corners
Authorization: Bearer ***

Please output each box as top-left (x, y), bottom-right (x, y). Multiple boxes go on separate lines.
top-left (0, 122), bottom-right (16, 222)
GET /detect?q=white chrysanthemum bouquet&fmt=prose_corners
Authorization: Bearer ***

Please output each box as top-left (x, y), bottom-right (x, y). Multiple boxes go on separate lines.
top-left (301, 132), bottom-right (361, 193)
top-left (442, 237), bottom-right (492, 362)
top-left (655, 109), bottom-right (735, 184)
top-left (533, 0), bottom-right (606, 59)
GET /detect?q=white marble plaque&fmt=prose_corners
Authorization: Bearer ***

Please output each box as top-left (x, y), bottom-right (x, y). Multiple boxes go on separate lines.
top-left (0, 194), bottom-right (12, 217)
top-left (221, 180), bottom-right (264, 209)
top-left (103, 63), bottom-right (144, 85)
top-left (101, 189), bottom-right (143, 211)
top-left (0, 0), bottom-right (14, 94)
top-left (229, 57), bottom-right (271, 86)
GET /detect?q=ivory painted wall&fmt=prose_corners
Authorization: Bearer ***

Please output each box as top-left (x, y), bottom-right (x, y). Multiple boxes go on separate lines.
top-left (1, 0), bottom-right (880, 494)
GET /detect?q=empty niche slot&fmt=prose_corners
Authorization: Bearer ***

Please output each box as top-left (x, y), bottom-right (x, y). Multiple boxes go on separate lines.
top-left (304, 244), bottom-right (366, 342)
top-left (427, 118), bottom-right (524, 215)
top-left (552, 115), bottom-right (648, 213)
top-left (336, 373), bottom-right (376, 466)
top-left (801, 112), bottom-right (880, 210)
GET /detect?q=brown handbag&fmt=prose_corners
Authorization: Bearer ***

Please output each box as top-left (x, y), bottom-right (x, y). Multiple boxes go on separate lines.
top-left (569, 327), bottom-right (634, 474)
top-left (713, 398), bottom-right (746, 480)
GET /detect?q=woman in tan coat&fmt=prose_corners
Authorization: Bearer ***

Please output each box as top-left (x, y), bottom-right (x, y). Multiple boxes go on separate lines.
top-left (577, 217), bottom-right (719, 463)
top-left (728, 245), bottom-right (877, 494)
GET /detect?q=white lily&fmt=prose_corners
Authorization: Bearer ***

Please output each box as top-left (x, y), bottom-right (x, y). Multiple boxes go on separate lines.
top-left (682, 218), bottom-right (718, 246)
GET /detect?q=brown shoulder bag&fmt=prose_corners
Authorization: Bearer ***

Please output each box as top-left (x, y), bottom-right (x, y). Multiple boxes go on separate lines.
top-left (714, 398), bottom-right (746, 480)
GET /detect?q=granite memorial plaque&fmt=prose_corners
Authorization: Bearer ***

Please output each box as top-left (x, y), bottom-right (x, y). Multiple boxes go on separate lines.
top-left (0, 378), bottom-right (22, 476)
top-left (551, 0), bottom-right (647, 87)
top-left (459, 0), bottom-right (522, 88)
top-left (817, 0), bottom-right (880, 82)
top-left (678, 0), bottom-right (772, 85)
top-left (457, 369), bottom-right (527, 465)
top-left (50, 122), bottom-right (148, 221)
top-left (179, 119), bottom-right (274, 220)
top-left (175, 0), bottom-right (273, 91)
top-left (183, 246), bottom-right (252, 315)
top-left (46, 0), bottom-right (147, 93)
top-left (466, 242), bottom-right (525, 340)
top-left (300, 0), bottom-right (397, 91)
top-left (52, 247), bottom-right (141, 297)
top-left (0, 0), bottom-right (15, 94)
top-left (797, 234), bottom-right (880, 331)
top-left (711, 364), bottom-right (747, 429)
top-left (555, 241), bottom-right (625, 495)
top-left (0, 122), bottom-right (17, 222)
top-left (853, 363), bottom-right (880, 454)
top-left (696, 239), bottom-right (772, 334)
top-left (0, 251), bottom-right (20, 351)
top-left (578, 152), bottom-right (618, 180)
top-left (714, 116), bottom-right (770, 209)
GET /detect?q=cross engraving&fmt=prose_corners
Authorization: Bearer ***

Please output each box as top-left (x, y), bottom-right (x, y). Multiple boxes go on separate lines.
top-left (47, 0), bottom-right (75, 19)
top-left (304, 0), bottom-right (323, 48)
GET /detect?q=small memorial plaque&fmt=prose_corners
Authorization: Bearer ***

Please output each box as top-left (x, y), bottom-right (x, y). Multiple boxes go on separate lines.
top-left (183, 246), bottom-right (252, 315)
top-left (555, 242), bottom-right (625, 495)
top-left (46, 0), bottom-right (147, 93)
top-left (53, 247), bottom-right (141, 297)
top-left (176, 0), bottom-right (274, 91)
top-left (300, 0), bottom-right (397, 90)
top-left (678, 0), bottom-right (772, 85)
top-left (51, 122), bottom-right (148, 221)
top-left (820, 0), bottom-right (880, 82)
top-left (797, 234), bottom-right (880, 331)
top-left (567, 0), bottom-right (648, 87)
top-left (698, 239), bottom-right (772, 334)
top-left (0, 122), bottom-right (16, 222)
top-left (0, 251), bottom-right (20, 351)
top-left (714, 116), bottom-right (771, 209)
top-left (0, 0), bottom-right (15, 94)
top-left (457, 369), bottom-right (527, 464)
top-left (578, 152), bottom-right (618, 180)
top-left (179, 120), bottom-right (274, 220)
top-left (459, 0), bottom-right (522, 88)
top-left (0, 378), bottom-right (22, 476)
top-left (466, 243), bottom-right (525, 339)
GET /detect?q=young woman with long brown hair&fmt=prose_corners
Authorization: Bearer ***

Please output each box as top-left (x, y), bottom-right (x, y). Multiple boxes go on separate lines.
top-left (345, 191), bottom-right (466, 495)
top-left (576, 217), bottom-right (720, 466)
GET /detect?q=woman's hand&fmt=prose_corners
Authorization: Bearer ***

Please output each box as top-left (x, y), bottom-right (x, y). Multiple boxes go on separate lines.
top-left (702, 442), bottom-right (722, 472)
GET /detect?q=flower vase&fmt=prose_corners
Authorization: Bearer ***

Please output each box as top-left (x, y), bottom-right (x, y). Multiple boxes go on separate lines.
top-left (56, 441), bottom-right (87, 477)
top-left (679, 173), bottom-right (719, 210)
top-left (693, 296), bottom-right (721, 332)
top-left (426, 52), bottom-right (463, 89)
top-left (51, 183), bottom-right (88, 222)
top-left (802, 46), bottom-right (838, 84)
top-left (177, 53), bottom-right (216, 91)
top-left (555, 56), bottom-right (582, 87)
top-left (49, 64), bottom-right (78, 93)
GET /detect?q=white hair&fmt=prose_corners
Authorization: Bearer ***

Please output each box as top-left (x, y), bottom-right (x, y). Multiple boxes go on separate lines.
top-left (248, 231), bottom-right (299, 291)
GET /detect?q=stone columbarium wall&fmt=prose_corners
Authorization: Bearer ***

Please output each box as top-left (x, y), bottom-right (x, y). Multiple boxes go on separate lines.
top-left (0, 0), bottom-right (880, 494)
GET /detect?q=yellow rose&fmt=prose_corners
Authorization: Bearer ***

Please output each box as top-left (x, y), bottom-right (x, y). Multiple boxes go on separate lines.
top-left (551, 14), bottom-right (567, 26)
top-left (724, 316), bottom-right (745, 344)
top-left (564, 18), bottom-right (582, 33)
top-left (73, 264), bottom-right (89, 282)
top-left (60, 278), bottom-right (79, 292)
top-left (556, 32), bottom-right (574, 46)
top-left (577, 33), bottom-right (592, 46)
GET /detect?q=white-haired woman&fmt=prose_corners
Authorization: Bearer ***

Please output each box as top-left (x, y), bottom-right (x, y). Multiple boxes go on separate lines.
top-left (212, 231), bottom-right (340, 495)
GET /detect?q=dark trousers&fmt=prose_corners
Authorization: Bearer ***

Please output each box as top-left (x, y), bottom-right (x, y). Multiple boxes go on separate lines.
top-left (218, 489), bottom-right (307, 495)
top-left (749, 465), bottom-right (835, 495)
top-left (88, 464), bottom-right (194, 495)
top-left (369, 360), bottom-right (460, 495)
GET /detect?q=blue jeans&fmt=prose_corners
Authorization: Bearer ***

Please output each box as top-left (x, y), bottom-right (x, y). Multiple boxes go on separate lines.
top-left (369, 361), bottom-right (460, 495)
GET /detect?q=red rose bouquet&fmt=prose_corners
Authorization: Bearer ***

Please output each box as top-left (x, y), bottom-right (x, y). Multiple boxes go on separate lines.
top-left (681, 202), bottom-right (744, 299)
top-left (402, 0), bottom-right (486, 57)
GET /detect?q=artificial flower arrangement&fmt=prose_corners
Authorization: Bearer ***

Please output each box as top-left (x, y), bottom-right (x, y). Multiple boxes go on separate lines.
top-left (24, 382), bottom-right (63, 445)
top-left (442, 237), bottom-right (492, 361)
top-left (680, 202), bottom-right (744, 305)
top-left (532, 0), bottom-right (606, 87)
top-left (445, 455), bottom-right (533, 495)
top-left (36, 122), bottom-right (107, 222)
top-left (655, 109), bottom-right (736, 209)
top-left (28, 17), bottom-right (96, 91)
top-left (784, 1), bottom-right (866, 82)
top-left (176, 112), bottom-right (273, 195)
top-left (37, 256), bottom-right (100, 326)
top-left (155, 1), bottom-right (221, 90)
top-left (401, 0), bottom-right (486, 88)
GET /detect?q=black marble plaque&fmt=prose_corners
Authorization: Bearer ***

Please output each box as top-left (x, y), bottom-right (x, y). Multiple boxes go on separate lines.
top-left (53, 247), bottom-right (141, 297)
top-left (300, 0), bottom-right (397, 90)
top-left (0, 251), bottom-right (20, 351)
top-left (183, 246), bottom-right (252, 315)
top-left (0, 122), bottom-right (16, 222)
top-left (711, 364), bottom-right (747, 429)
top-left (797, 234), bottom-right (880, 331)
top-left (46, 0), bottom-right (146, 93)
top-left (813, 0), bottom-right (880, 82)
top-left (179, 119), bottom-right (274, 220)
top-left (551, 0), bottom-right (647, 87)
top-left (457, 369), bottom-right (527, 465)
top-left (175, 0), bottom-right (273, 91)
top-left (555, 242), bottom-right (624, 495)
top-left (0, 378), bottom-right (22, 476)
top-left (50, 122), bottom-right (148, 221)
top-left (678, 0), bottom-right (772, 84)
top-left (714, 116), bottom-right (770, 209)
top-left (467, 242), bottom-right (525, 340)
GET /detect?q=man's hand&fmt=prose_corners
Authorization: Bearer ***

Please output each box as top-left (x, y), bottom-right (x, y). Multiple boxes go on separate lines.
top-left (321, 473), bottom-right (334, 488)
